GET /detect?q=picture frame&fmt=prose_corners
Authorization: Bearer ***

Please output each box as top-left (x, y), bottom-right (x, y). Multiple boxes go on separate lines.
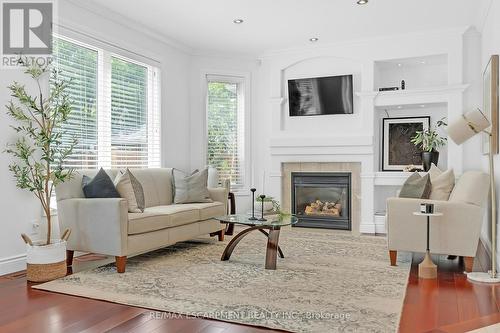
top-left (483, 55), bottom-right (499, 155)
top-left (382, 116), bottom-right (430, 171)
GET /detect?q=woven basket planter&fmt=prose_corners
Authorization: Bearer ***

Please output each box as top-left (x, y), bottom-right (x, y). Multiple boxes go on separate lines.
top-left (26, 240), bottom-right (67, 282)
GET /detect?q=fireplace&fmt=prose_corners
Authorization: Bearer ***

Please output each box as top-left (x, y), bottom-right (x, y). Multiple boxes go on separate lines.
top-left (291, 172), bottom-right (351, 230)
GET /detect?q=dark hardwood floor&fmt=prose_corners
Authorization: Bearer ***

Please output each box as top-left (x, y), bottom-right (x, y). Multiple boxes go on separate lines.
top-left (1, 247), bottom-right (500, 332)
top-left (399, 250), bottom-right (500, 333)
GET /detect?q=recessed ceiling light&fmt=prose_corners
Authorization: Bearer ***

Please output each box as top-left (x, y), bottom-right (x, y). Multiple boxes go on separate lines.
top-left (233, 19), bottom-right (244, 24)
top-left (357, 0), bottom-right (368, 4)
top-left (397, 63), bottom-right (402, 67)
top-left (397, 105), bottom-right (403, 109)
top-left (309, 37), bottom-right (319, 42)
top-left (420, 60), bottom-right (426, 64)
top-left (420, 104), bottom-right (426, 108)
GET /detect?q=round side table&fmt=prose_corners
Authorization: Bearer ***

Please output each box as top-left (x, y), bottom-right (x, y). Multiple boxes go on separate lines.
top-left (413, 212), bottom-right (443, 279)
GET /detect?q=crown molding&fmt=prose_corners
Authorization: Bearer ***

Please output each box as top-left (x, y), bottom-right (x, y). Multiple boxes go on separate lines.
top-left (475, 0), bottom-right (494, 33)
top-left (259, 26), bottom-right (470, 59)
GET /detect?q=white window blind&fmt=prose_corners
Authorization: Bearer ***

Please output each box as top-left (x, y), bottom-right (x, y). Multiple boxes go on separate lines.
top-left (206, 76), bottom-right (245, 188)
top-left (52, 36), bottom-right (161, 170)
top-left (52, 38), bottom-right (98, 169)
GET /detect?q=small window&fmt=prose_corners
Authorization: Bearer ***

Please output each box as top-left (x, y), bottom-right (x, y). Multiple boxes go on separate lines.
top-left (206, 76), bottom-right (245, 188)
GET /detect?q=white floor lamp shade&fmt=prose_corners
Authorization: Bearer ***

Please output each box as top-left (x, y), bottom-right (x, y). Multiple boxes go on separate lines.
top-left (447, 109), bottom-right (490, 144)
top-left (447, 109), bottom-right (500, 283)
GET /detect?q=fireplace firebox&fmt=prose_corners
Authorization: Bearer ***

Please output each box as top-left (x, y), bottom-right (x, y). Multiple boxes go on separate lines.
top-left (291, 172), bottom-right (351, 230)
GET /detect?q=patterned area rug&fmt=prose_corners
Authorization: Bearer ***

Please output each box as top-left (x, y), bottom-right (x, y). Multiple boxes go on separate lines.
top-left (34, 228), bottom-right (411, 332)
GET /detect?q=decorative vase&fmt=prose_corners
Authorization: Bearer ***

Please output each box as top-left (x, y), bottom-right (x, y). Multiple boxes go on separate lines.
top-left (26, 239), bottom-right (67, 282)
top-left (422, 151), bottom-right (439, 172)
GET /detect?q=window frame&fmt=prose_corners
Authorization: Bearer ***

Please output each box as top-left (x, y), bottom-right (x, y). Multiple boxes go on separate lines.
top-left (52, 33), bottom-right (161, 170)
top-left (204, 71), bottom-right (251, 194)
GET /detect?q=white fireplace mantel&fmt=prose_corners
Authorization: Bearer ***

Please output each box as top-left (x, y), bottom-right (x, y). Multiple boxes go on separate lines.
top-left (267, 137), bottom-right (377, 234)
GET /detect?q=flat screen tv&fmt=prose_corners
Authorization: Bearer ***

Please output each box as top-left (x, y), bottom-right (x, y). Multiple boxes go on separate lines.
top-left (288, 74), bottom-right (353, 116)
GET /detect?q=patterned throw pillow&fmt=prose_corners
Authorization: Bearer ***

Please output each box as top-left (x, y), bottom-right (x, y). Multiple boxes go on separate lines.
top-left (399, 172), bottom-right (431, 199)
top-left (82, 168), bottom-right (121, 199)
top-left (114, 169), bottom-right (145, 213)
top-left (172, 168), bottom-right (212, 204)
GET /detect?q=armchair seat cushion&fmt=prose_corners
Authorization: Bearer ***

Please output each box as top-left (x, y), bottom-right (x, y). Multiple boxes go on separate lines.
top-left (127, 202), bottom-right (225, 235)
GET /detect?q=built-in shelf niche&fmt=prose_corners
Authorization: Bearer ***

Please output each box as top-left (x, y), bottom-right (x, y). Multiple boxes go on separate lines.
top-left (374, 103), bottom-right (448, 173)
top-left (374, 54), bottom-right (448, 91)
top-left (371, 53), bottom-right (466, 222)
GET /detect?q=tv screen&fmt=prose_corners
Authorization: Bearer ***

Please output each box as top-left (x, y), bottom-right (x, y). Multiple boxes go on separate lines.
top-left (288, 75), bottom-right (353, 116)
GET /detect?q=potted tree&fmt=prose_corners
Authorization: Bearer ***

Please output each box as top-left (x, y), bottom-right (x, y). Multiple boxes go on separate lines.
top-left (5, 59), bottom-right (75, 282)
top-left (411, 118), bottom-right (447, 172)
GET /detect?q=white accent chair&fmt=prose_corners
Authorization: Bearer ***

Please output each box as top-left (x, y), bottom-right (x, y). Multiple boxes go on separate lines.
top-left (387, 171), bottom-right (489, 271)
top-left (56, 168), bottom-right (228, 273)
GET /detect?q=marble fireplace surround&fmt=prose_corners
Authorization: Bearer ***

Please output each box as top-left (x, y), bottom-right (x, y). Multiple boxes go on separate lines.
top-left (281, 162), bottom-right (361, 235)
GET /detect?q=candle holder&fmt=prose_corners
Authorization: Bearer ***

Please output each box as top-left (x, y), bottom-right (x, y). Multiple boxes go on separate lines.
top-left (249, 188), bottom-right (257, 220)
top-left (258, 194), bottom-right (267, 221)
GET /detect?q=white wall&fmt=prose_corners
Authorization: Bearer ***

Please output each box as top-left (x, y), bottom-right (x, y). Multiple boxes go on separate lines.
top-left (184, 30), bottom-right (470, 233)
top-left (472, 0), bottom-right (500, 268)
top-left (0, 69), bottom-right (44, 274)
top-left (0, 0), bottom-right (192, 274)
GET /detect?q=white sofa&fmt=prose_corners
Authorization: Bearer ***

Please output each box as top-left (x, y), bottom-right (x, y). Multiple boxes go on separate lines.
top-left (387, 171), bottom-right (489, 271)
top-left (56, 168), bottom-right (227, 273)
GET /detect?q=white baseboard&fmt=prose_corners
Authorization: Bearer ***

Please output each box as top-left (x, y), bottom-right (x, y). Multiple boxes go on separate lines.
top-left (0, 254), bottom-right (26, 276)
top-left (374, 222), bottom-right (387, 234)
top-left (360, 223), bottom-right (376, 234)
top-left (0, 251), bottom-right (89, 276)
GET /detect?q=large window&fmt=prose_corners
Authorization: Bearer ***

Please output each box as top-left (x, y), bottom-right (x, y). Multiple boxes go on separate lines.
top-left (52, 36), bottom-right (160, 169)
top-left (206, 76), bottom-right (245, 188)
top-left (52, 38), bottom-right (98, 169)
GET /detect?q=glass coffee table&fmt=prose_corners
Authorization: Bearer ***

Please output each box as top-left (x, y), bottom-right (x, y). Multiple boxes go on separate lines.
top-left (216, 214), bottom-right (298, 270)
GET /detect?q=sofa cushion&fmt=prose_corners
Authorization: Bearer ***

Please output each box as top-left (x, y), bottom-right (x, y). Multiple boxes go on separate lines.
top-left (428, 164), bottom-right (455, 201)
top-left (114, 169), bottom-right (145, 213)
top-left (183, 202), bottom-right (225, 220)
top-left (173, 168), bottom-right (212, 204)
top-left (128, 205), bottom-right (199, 235)
top-left (128, 168), bottom-right (173, 207)
top-left (399, 172), bottom-right (431, 199)
top-left (82, 168), bottom-right (121, 199)
top-left (127, 202), bottom-right (225, 235)
top-left (449, 171), bottom-right (490, 206)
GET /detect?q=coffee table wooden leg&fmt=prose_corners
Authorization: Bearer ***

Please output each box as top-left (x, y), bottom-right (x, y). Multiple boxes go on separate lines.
top-left (221, 225), bottom-right (261, 261)
top-left (265, 228), bottom-right (281, 270)
top-left (258, 229), bottom-right (284, 258)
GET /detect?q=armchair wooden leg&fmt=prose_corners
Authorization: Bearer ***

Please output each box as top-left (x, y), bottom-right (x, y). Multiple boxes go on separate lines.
top-left (389, 250), bottom-right (397, 266)
top-left (115, 256), bottom-right (127, 273)
top-left (66, 250), bottom-right (74, 267)
top-left (464, 256), bottom-right (474, 272)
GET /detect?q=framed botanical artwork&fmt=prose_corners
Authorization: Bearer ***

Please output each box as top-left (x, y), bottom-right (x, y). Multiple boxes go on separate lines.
top-left (483, 55), bottom-right (499, 155)
top-left (382, 116), bottom-right (430, 171)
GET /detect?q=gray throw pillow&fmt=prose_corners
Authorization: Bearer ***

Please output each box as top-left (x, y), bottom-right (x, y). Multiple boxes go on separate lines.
top-left (399, 172), bottom-right (431, 199)
top-left (82, 168), bottom-right (121, 198)
top-left (173, 168), bottom-right (212, 204)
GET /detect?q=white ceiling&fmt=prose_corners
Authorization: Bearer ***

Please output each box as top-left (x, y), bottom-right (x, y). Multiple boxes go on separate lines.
top-left (87, 0), bottom-right (491, 56)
